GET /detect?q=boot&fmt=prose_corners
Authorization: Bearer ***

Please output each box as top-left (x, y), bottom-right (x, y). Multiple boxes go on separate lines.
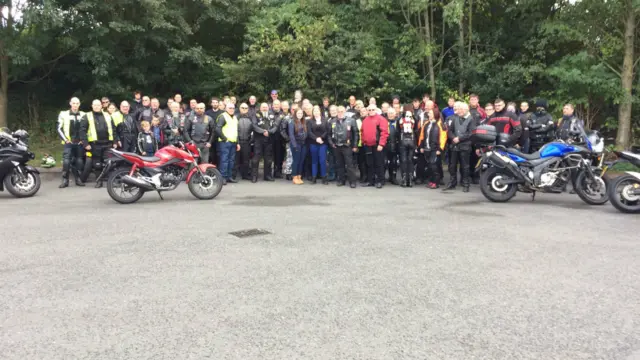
top-left (462, 186), bottom-right (470, 193)
top-left (442, 182), bottom-right (456, 191)
top-left (408, 177), bottom-right (414, 188)
top-left (94, 180), bottom-right (103, 189)
top-left (298, 175), bottom-right (305, 184)
top-left (252, 175), bottom-right (258, 183)
top-left (285, 174), bottom-right (292, 181)
top-left (390, 171), bottom-right (399, 185)
top-left (322, 176), bottom-right (329, 185)
top-left (400, 174), bottom-right (407, 188)
top-left (311, 176), bottom-right (317, 184)
top-left (292, 175), bottom-right (299, 184)
top-left (59, 175), bottom-right (69, 189)
top-left (73, 170), bottom-right (85, 187)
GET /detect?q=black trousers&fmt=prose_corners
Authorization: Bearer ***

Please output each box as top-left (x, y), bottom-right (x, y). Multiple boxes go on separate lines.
top-left (386, 148), bottom-right (398, 181)
top-left (425, 150), bottom-right (442, 184)
top-left (209, 138), bottom-right (218, 166)
top-left (273, 136), bottom-right (285, 175)
top-left (469, 149), bottom-right (480, 180)
top-left (364, 145), bottom-right (385, 185)
top-left (82, 141), bottom-right (112, 182)
top-left (357, 148), bottom-right (367, 181)
top-left (416, 147), bottom-right (428, 181)
top-left (234, 140), bottom-right (251, 179)
top-left (398, 143), bottom-right (415, 180)
top-left (120, 135), bottom-right (136, 153)
top-left (252, 136), bottom-right (273, 178)
top-left (334, 146), bottom-right (357, 184)
top-left (304, 145), bottom-right (313, 179)
top-left (62, 143), bottom-right (85, 178)
top-left (448, 149), bottom-right (471, 187)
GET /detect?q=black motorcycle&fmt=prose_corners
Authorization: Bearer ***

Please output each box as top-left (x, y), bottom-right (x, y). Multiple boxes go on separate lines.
top-left (0, 129), bottom-right (41, 198)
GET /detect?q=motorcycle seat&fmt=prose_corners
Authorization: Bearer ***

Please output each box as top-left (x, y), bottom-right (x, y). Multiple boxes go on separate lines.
top-left (620, 151), bottom-right (640, 166)
top-left (506, 148), bottom-right (541, 160)
top-left (117, 150), bottom-right (160, 162)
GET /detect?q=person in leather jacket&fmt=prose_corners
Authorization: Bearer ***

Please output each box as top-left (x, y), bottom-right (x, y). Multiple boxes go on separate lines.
top-left (164, 101), bottom-right (186, 146)
top-left (183, 103), bottom-right (215, 164)
top-left (556, 103), bottom-right (585, 142)
top-left (270, 100), bottom-right (286, 178)
top-left (234, 103), bottom-right (254, 181)
top-left (528, 99), bottom-right (555, 153)
top-left (115, 101), bottom-right (138, 153)
top-left (385, 107), bottom-right (400, 185)
top-left (328, 105), bottom-right (360, 188)
top-left (444, 102), bottom-right (477, 192)
top-left (326, 105), bottom-right (339, 182)
top-left (419, 109), bottom-right (447, 189)
top-left (252, 102), bottom-right (280, 182)
top-left (397, 110), bottom-right (416, 187)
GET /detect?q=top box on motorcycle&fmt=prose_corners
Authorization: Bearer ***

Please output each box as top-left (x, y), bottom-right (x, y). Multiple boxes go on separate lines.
top-left (471, 125), bottom-right (497, 144)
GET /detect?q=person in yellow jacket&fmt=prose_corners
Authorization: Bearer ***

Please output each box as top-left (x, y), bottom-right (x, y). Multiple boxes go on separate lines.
top-left (419, 109), bottom-right (448, 189)
top-left (80, 99), bottom-right (118, 188)
top-left (215, 102), bottom-right (241, 185)
top-left (56, 97), bottom-right (86, 188)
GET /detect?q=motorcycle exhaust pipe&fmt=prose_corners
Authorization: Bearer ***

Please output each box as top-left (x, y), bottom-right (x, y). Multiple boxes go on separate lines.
top-left (489, 152), bottom-right (529, 184)
top-left (121, 175), bottom-right (155, 190)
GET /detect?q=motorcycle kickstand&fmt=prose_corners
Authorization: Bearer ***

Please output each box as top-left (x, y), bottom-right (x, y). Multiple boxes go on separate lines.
top-left (157, 191), bottom-right (164, 200)
top-left (531, 191), bottom-right (536, 202)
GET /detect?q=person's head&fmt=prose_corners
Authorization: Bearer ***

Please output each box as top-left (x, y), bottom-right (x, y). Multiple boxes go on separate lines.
top-left (484, 102), bottom-right (495, 117)
top-left (290, 103), bottom-right (299, 114)
top-left (337, 106), bottom-right (345, 118)
top-left (563, 103), bottom-right (575, 116)
top-left (91, 99), bottom-right (102, 112)
top-left (425, 100), bottom-right (434, 111)
top-left (281, 101), bottom-right (290, 114)
top-left (230, 96), bottom-right (237, 105)
top-left (366, 104), bottom-right (377, 116)
top-left (142, 96), bottom-right (151, 107)
top-left (187, 99), bottom-right (196, 110)
top-left (239, 102), bottom-right (249, 114)
top-left (260, 102), bottom-right (269, 113)
top-left (359, 107), bottom-right (368, 117)
top-left (494, 98), bottom-right (505, 112)
top-left (120, 101), bottom-right (130, 114)
top-left (151, 116), bottom-right (160, 127)
top-left (195, 102), bottom-right (206, 116)
top-left (392, 96), bottom-right (400, 105)
top-left (107, 103), bottom-right (117, 114)
top-left (520, 101), bottom-right (529, 113)
top-left (69, 97), bottom-right (80, 112)
top-left (134, 91), bottom-right (142, 101)
top-left (174, 94), bottom-right (182, 103)
top-left (294, 90), bottom-right (303, 102)
top-left (506, 102), bottom-right (517, 113)
top-left (388, 107), bottom-right (397, 119)
top-left (422, 93), bottom-right (430, 104)
top-left (249, 96), bottom-right (257, 105)
top-left (469, 94), bottom-right (479, 107)
top-left (312, 105), bottom-right (322, 118)
top-left (404, 111), bottom-right (413, 120)
top-left (393, 103), bottom-right (401, 113)
top-left (329, 105), bottom-right (338, 117)
top-left (302, 99), bottom-right (311, 108)
top-left (170, 101), bottom-right (180, 114)
top-left (454, 101), bottom-right (468, 116)
top-left (322, 97), bottom-right (330, 107)
top-left (355, 100), bottom-right (365, 110)
top-left (210, 97), bottom-right (219, 109)
top-left (223, 96), bottom-right (230, 104)
top-left (427, 109), bottom-right (435, 121)
top-left (369, 97), bottom-right (376, 106)
top-left (270, 90), bottom-right (278, 101)
top-left (151, 98), bottom-right (160, 110)
top-left (226, 102), bottom-right (235, 115)
top-left (272, 99), bottom-right (281, 112)
top-left (141, 120), bottom-right (151, 132)
top-left (167, 98), bottom-right (174, 108)
top-left (295, 109), bottom-right (305, 121)
top-left (448, 97), bottom-right (456, 107)
top-left (412, 98), bottom-right (420, 108)
top-left (348, 95), bottom-right (356, 106)
top-left (218, 100), bottom-right (226, 111)
top-left (101, 97), bottom-right (110, 109)
top-left (303, 103), bottom-right (313, 116)
top-left (381, 102), bottom-right (390, 114)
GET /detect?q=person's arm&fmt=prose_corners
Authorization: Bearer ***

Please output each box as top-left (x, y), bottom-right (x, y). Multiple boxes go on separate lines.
top-left (327, 121), bottom-right (335, 147)
top-left (447, 119), bottom-right (455, 141)
top-left (183, 118), bottom-right (193, 142)
top-left (152, 134), bottom-right (159, 153)
top-left (508, 114), bottom-right (522, 143)
top-left (216, 116), bottom-right (228, 142)
top-left (317, 119), bottom-right (328, 140)
top-left (280, 118), bottom-right (290, 141)
top-left (438, 122), bottom-right (448, 151)
top-left (288, 121), bottom-right (297, 148)
top-left (79, 115), bottom-right (89, 144)
top-left (57, 112), bottom-right (69, 143)
top-left (307, 121), bottom-right (315, 141)
top-left (377, 117), bottom-right (389, 147)
top-left (268, 116), bottom-right (280, 135)
top-left (458, 118), bottom-right (475, 143)
top-left (478, 107), bottom-right (487, 120)
top-left (207, 116), bottom-right (216, 144)
top-left (352, 120), bottom-right (360, 148)
top-left (252, 115), bottom-right (263, 134)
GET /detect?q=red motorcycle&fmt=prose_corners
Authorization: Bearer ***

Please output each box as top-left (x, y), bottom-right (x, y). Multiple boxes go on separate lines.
top-left (105, 142), bottom-right (223, 204)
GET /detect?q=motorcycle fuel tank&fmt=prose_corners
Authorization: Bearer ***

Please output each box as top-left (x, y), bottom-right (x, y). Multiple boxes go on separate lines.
top-left (539, 142), bottom-right (577, 158)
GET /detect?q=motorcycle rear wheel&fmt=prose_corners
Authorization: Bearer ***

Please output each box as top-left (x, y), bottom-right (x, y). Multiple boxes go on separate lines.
top-left (188, 168), bottom-right (223, 200)
top-left (106, 167), bottom-right (144, 204)
top-left (479, 166), bottom-right (517, 203)
top-left (3, 168), bottom-right (41, 198)
top-left (608, 174), bottom-right (640, 214)
top-left (574, 170), bottom-right (609, 205)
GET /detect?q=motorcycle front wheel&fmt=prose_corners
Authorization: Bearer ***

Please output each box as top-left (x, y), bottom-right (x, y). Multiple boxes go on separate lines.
top-left (106, 167), bottom-right (144, 204)
top-left (479, 166), bottom-right (517, 203)
top-left (608, 174), bottom-right (640, 214)
top-left (188, 168), bottom-right (223, 200)
top-left (574, 169), bottom-right (609, 205)
top-left (3, 168), bottom-right (41, 198)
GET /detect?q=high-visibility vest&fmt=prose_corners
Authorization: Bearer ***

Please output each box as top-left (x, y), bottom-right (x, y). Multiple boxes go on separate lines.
top-left (86, 112), bottom-right (114, 142)
top-left (111, 111), bottom-right (124, 126)
top-left (221, 112), bottom-right (239, 142)
top-left (58, 110), bottom-right (85, 144)
top-left (356, 118), bottom-right (363, 147)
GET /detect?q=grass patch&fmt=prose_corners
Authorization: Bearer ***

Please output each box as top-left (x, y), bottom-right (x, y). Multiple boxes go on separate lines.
top-left (29, 133), bottom-right (63, 168)
top-left (609, 162), bottom-right (640, 172)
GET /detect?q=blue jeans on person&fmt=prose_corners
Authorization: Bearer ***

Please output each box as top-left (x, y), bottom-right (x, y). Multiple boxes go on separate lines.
top-left (290, 143), bottom-right (307, 176)
top-left (309, 143), bottom-right (327, 177)
top-left (218, 141), bottom-right (236, 179)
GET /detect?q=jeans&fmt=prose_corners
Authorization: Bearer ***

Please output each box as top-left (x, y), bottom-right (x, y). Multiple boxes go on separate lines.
top-left (218, 141), bottom-right (236, 179)
top-left (309, 143), bottom-right (327, 177)
top-left (290, 143), bottom-right (307, 176)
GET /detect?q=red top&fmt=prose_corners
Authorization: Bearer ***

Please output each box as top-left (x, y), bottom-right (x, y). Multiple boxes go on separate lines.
top-left (361, 115), bottom-right (389, 147)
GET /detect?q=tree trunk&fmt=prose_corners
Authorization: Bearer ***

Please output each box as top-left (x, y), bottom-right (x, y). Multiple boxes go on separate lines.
top-left (458, 11), bottom-right (465, 96)
top-left (616, 4), bottom-right (635, 149)
top-left (0, 5), bottom-right (10, 129)
top-left (468, 0), bottom-right (473, 56)
top-left (423, 8), bottom-right (436, 99)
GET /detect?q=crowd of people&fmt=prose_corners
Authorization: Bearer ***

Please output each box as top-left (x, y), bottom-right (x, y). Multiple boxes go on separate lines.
top-left (55, 90), bottom-right (586, 191)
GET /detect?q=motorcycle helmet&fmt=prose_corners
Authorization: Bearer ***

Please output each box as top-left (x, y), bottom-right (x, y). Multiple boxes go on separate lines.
top-left (497, 133), bottom-right (511, 146)
top-left (586, 130), bottom-right (604, 153)
top-left (40, 154), bottom-right (56, 168)
top-left (13, 129), bottom-right (29, 139)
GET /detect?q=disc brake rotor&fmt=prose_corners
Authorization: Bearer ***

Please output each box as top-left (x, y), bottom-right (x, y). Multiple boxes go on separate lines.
top-left (621, 183), bottom-right (640, 202)
top-left (14, 173), bottom-right (34, 192)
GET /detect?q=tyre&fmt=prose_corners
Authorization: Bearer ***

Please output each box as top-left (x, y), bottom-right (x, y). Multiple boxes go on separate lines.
top-left (479, 166), bottom-right (517, 203)
top-left (188, 167), bottom-right (223, 200)
top-left (3, 168), bottom-right (41, 198)
top-left (574, 170), bottom-right (609, 205)
top-left (81, 157), bottom-right (93, 183)
top-left (106, 167), bottom-right (144, 204)
top-left (608, 174), bottom-right (640, 214)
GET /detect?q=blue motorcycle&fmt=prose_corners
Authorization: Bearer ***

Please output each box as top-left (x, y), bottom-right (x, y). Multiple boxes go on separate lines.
top-left (475, 126), bottom-right (608, 205)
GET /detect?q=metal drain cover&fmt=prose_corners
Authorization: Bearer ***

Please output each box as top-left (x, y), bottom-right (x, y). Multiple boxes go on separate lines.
top-left (229, 228), bottom-right (271, 238)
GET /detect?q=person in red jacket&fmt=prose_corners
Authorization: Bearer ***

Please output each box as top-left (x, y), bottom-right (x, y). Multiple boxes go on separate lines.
top-left (361, 105), bottom-right (389, 188)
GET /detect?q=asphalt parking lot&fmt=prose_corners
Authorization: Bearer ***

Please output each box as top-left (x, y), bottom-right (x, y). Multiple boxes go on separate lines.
top-left (1, 178), bottom-right (639, 360)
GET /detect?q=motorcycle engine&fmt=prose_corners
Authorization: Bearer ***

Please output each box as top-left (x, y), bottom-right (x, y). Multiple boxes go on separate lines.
top-left (539, 172), bottom-right (559, 187)
top-left (160, 166), bottom-right (184, 186)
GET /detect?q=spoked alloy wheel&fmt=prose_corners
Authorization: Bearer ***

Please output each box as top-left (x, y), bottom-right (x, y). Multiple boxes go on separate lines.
top-left (479, 166), bottom-right (517, 202)
top-left (106, 168), bottom-right (144, 204)
top-left (3, 169), bottom-right (41, 198)
top-left (574, 170), bottom-right (609, 205)
top-left (608, 175), bottom-right (640, 214)
top-left (188, 168), bottom-right (223, 200)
